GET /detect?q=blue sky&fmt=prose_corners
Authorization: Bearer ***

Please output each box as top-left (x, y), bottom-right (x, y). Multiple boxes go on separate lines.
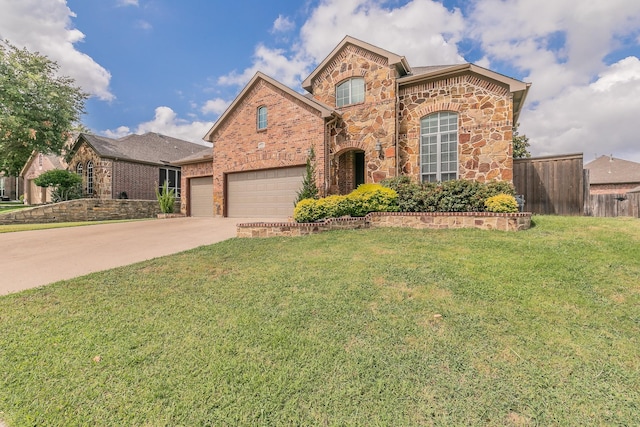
top-left (1, 0), bottom-right (640, 162)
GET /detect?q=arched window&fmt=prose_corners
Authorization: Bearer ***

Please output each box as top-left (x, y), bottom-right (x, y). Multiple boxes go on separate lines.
top-left (420, 112), bottom-right (458, 182)
top-left (336, 77), bottom-right (365, 107)
top-left (257, 106), bottom-right (267, 130)
top-left (76, 162), bottom-right (83, 176)
top-left (87, 161), bottom-right (94, 196)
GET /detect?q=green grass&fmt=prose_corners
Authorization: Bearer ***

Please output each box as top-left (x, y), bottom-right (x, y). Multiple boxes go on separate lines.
top-left (0, 216), bottom-right (638, 426)
top-left (0, 204), bottom-right (30, 214)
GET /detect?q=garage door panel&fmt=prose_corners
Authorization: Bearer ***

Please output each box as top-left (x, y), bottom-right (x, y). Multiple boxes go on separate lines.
top-left (227, 167), bottom-right (304, 218)
top-left (190, 176), bottom-right (213, 217)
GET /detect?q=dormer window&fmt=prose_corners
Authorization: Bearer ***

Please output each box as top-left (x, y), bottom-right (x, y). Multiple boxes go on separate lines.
top-left (257, 106), bottom-right (267, 130)
top-left (336, 77), bottom-right (365, 107)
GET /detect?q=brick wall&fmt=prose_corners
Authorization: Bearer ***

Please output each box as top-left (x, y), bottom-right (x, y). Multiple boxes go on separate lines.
top-left (236, 211), bottom-right (532, 237)
top-left (112, 160), bottom-right (162, 200)
top-left (210, 79), bottom-right (326, 216)
top-left (0, 199), bottom-right (161, 224)
top-left (399, 74), bottom-right (514, 183)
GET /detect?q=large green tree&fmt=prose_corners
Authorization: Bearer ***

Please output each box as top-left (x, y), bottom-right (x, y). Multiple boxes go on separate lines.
top-left (512, 123), bottom-right (531, 158)
top-left (0, 40), bottom-right (88, 175)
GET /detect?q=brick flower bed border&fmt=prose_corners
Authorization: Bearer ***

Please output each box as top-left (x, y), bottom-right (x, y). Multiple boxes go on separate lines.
top-left (237, 211), bottom-right (532, 238)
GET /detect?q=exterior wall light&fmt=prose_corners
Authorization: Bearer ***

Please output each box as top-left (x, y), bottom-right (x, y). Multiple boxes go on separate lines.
top-left (375, 141), bottom-right (384, 159)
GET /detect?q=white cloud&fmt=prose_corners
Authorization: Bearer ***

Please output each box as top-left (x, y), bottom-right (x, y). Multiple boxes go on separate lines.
top-left (218, 44), bottom-right (311, 89)
top-left (103, 126), bottom-right (131, 139)
top-left (0, 0), bottom-right (114, 101)
top-left (135, 20), bottom-right (153, 31)
top-left (116, 0), bottom-right (139, 6)
top-left (117, 106), bottom-right (213, 144)
top-left (298, 0), bottom-right (465, 66)
top-left (201, 98), bottom-right (231, 116)
top-left (521, 57), bottom-right (640, 162)
top-left (272, 15), bottom-right (295, 33)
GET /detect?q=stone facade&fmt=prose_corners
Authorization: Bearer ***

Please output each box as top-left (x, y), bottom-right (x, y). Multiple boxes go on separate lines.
top-left (310, 44), bottom-right (398, 191)
top-left (0, 199), bottom-right (161, 225)
top-left (70, 143), bottom-right (112, 198)
top-left (236, 211), bottom-right (531, 237)
top-left (399, 75), bottom-right (514, 182)
top-left (210, 79), bottom-right (326, 216)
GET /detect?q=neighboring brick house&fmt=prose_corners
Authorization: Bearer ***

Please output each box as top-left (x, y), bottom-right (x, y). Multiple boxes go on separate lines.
top-left (67, 132), bottom-right (209, 201)
top-left (20, 152), bottom-right (67, 205)
top-left (200, 36), bottom-right (530, 218)
top-left (584, 155), bottom-right (640, 195)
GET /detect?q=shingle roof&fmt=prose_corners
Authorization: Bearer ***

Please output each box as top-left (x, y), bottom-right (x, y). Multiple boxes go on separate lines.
top-left (172, 147), bottom-right (213, 165)
top-left (77, 133), bottom-right (210, 166)
top-left (584, 155), bottom-right (640, 184)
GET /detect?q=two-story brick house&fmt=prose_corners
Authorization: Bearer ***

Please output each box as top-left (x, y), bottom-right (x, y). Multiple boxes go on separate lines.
top-left (199, 36), bottom-right (530, 218)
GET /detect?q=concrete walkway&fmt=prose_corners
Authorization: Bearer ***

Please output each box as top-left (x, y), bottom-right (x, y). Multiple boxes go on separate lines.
top-left (0, 217), bottom-right (267, 295)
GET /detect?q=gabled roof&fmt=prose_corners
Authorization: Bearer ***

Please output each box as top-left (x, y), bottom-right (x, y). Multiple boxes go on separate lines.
top-left (172, 147), bottom-right (213, 166)
top-left (398, 63), bottom-right (531, 124)
top-left (204, 72), bottom-right (336, 142)
top-left (302, 35), bottom-right (411, 92)
top-left (584, 155), bottom-right (640, 185)
top-left (72, 132), bottom-right (210, 166)
top-left (19, 151), bottom-right (67, 177)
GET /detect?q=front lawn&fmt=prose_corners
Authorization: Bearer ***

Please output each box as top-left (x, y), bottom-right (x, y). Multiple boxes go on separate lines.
top-left (0, 216), bottom-right (638, 426)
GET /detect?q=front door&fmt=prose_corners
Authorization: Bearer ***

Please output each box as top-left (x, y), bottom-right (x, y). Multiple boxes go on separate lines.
top-left (354, 151), bottom-right (365, 188)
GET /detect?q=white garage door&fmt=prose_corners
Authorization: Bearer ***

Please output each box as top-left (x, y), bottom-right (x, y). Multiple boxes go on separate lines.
top-left (190, 176), bottom-right (213, 217)
top-left (227, 167), bottom-right (305, 218)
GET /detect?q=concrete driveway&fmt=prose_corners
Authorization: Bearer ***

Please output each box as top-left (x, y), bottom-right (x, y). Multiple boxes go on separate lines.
top-left (0, 217), bottom-right (266, 295)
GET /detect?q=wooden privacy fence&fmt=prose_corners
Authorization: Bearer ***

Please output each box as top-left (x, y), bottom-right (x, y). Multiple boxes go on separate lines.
top-left (513, 153), bottom-right (585, 215)
top-left (586, 192), bottom-right (640, 218)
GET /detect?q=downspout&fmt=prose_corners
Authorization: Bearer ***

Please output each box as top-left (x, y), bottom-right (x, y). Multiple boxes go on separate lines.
top-left (324, 113), bottom-right (339, 196)
top-left (395, 77), bottom-right (400, 177)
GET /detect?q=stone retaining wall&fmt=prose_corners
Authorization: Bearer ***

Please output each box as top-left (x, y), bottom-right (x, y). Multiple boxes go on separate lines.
top-left (237, 211), bottom-right (531, 237)
top-left (0, 199), bottom-right (161, 225)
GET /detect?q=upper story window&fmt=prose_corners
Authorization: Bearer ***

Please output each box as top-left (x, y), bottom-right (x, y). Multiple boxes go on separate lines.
top-left (336, 78), bottom-right (365, 107)
top-left (420, 112), bottom-right (458, 183)
top-left (257, 106), bottom-right (267, 130)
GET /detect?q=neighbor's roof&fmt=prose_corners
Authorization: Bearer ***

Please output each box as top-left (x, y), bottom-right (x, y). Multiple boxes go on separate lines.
top-left (19, 151), bottom-right (67, 177)
top-left (74, 132), bottom-right (210, 166)
top-left (584, 155), bottom-right (640, 185)
top-left (398, 63), bottom-right (531, 124)
top-left (302, 35), bottom-right (411, 92)
top-left (172, 147), bottom-right (213, 166)
top-left (204, 72), bottom-right (336, 142)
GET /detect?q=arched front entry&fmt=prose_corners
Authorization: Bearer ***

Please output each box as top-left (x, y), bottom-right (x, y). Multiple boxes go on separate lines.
top-left (334, 149), bottom-right (365, 195)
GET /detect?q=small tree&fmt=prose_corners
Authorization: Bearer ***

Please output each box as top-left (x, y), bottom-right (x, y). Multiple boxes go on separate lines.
top-left (156, 181), bottom-right (176, 213)
top-left (295, 146), bottom-right (319, 205)
top-left (513, 123), bottom-right (531, 158)
top-left (33, 169), bottom-right (82, 202)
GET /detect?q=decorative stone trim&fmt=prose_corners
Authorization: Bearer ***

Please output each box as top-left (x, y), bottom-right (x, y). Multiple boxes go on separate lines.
top-left (237, 211), bottom-right (531, 237)
top-left (0, 199), bottom-right (162, 225)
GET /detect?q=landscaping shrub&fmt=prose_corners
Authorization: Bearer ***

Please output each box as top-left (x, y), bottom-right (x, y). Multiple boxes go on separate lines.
top-left (293, 184), bottom-right (398, 222)
top-left (381, 177), bottom-right (516, 213)
top-left (484, 193), bottom-right (519, 213)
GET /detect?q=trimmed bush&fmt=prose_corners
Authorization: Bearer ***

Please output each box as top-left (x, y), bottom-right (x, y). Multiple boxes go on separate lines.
top-left (381, 177), bottom-right (516, 213)
top-left (293, 184), bottom-right (398, 223)
top-left (484, 194), bottom-right (519, 213)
